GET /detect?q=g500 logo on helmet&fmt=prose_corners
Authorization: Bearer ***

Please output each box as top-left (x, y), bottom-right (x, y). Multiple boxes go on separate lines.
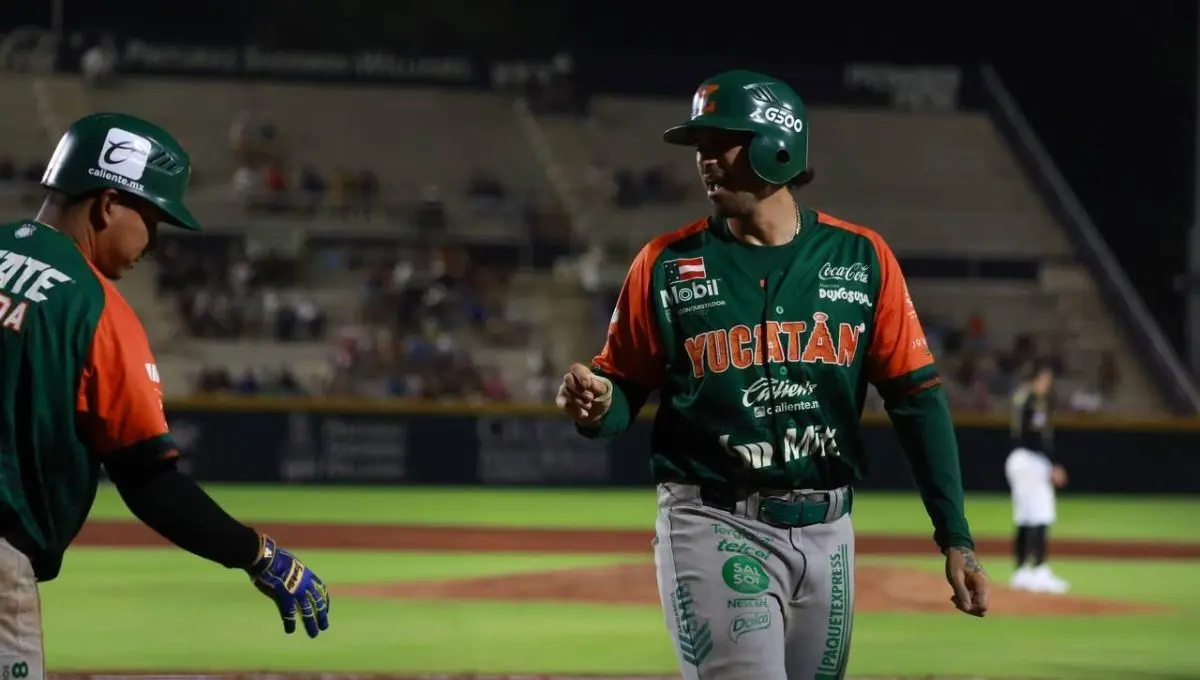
top-left (88, 128), bottom-right (151, 191)
top-left (764, 106), bottom-right (803, 133)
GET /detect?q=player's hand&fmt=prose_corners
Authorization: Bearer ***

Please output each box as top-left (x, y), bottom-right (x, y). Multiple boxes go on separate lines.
top-left (1051, 464), bottom-right (1068, 488)
top-left (944, 546), bottom-right (989, 617)
top-left (247, 534), bottom-right (330, 638)
top-left (555, 362), bottom-right (613, 425)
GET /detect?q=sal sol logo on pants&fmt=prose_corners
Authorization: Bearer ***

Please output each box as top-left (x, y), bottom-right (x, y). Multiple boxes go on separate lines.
top-left (722, 555), bottom-right (770, 594)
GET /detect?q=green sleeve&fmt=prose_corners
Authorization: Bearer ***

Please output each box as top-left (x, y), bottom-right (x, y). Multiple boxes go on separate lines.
top-left (883, 383), bottom-right (974, 552)
top-left (574, 372), bottom-right (651, 440)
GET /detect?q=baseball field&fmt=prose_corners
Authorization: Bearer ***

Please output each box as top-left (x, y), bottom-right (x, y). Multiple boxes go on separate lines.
top-left (41, 484), bottom-right (1200, 680)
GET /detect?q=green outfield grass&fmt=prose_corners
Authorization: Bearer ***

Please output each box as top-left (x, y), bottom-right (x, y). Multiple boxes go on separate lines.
top-left (90, 484), bottom-right (1200, 542)
top-left (43, 548), bottom-right (1200, 678)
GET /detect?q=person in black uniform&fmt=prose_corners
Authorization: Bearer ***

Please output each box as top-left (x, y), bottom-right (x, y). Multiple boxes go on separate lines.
top-left (1004, 361), bottom-right (1069, 593)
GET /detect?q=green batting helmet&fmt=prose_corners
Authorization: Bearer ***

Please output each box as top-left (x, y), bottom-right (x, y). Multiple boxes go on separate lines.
top-left (41, 112), bottom-right (201, 231)
top-left (663, 70), bottom-right (809, 186)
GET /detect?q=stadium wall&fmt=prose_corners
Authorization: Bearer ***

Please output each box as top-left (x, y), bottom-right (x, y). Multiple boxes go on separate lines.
top-left (164, 397), bottom-right (1200, 494)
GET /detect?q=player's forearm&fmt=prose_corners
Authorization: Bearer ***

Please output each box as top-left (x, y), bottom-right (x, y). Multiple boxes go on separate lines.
top-left (106, 456), bottom-right (261, 569)
top-left (575, 374), bottom-right (648, 439)
top-left (884, 384), bottom-right (974, 551)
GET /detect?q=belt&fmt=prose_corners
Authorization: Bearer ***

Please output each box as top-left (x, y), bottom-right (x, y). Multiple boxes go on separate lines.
top-left (698, 484), bottom-right (853, 529)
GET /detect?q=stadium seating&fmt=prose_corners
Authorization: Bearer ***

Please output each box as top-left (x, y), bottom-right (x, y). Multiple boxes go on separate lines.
top-left (0, 73), bottom-right (1168, 412)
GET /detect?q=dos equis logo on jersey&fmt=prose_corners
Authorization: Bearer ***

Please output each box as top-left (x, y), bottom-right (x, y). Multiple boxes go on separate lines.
top-left (89, 128), bottom-right (151, 192)
top-left (661, 257), bottom-right (725, 316)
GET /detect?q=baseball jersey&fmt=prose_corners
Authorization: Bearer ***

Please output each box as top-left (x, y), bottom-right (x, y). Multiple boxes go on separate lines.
top-left (1010, 386), bottom-right (1054, 459)
top-left (593, 209), bottom-right (937, 490)
top-left (0, 220), bottom-right (174, 580)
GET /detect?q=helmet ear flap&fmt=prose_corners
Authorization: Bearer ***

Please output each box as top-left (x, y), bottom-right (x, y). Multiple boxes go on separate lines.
top-left (748, 132), bottom-right (803, 185)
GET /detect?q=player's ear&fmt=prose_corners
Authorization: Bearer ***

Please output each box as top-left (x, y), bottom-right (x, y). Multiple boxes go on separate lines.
top-left (91, 188), bottom-right (127, 232)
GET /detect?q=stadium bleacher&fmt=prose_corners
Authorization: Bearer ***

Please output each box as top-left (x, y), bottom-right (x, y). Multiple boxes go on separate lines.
top-left (0, 72), bottom-right (1164, 413)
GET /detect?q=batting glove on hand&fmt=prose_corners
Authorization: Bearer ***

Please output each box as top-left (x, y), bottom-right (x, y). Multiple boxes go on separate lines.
top-left (247, 534), bottom-right (330, 638)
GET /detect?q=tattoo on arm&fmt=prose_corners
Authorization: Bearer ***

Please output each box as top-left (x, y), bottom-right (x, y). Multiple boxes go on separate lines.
top-left (950, 546), bottom-right (986, 574)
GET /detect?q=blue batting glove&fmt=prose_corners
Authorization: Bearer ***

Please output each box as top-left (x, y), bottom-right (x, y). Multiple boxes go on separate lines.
top-left (247, 534), bottom-right (330, 638)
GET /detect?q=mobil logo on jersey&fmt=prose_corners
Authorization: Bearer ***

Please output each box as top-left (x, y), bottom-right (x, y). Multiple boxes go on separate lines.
top-left (683, 311), bottom-right (866, 379)
top-left (660, 256), bottom-right (724, 314)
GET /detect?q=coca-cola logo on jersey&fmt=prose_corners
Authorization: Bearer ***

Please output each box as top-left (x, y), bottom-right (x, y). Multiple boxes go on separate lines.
top-left (818, 262), bottom-right (870, 284)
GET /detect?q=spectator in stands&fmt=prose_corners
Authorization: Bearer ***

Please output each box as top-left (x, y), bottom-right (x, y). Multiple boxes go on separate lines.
top-left (466, 169), bottom-right (507, 213)
top-left (329, 168), bottom-right (353, 216)
top-left (263, 162), bottom-right (288, 212)
top-left (234, 369), bottom-right (261, 395)
top-left (963, 311), bottom-right (987, 356)
top-left (0, 157), bottom-right (14, 183)
top-left (230, 111), bottom-right (254, 164)
top-left (356, 169), bottom-right (379, 217)
top-left (524, 349), bottom-right (559, 403)
top-left (196, 366), bottom-right (235, 394)
top-left (641, 165), bottom-right (686, 203)
top-left (1097, 350), bottom-right (1119, 399)
top-left (297, 166), bottom-right (326, 214)
top-left (22, 162), bottom-right (42, 184)
top-left (481, 366), bottom-right (511, 401)
top-left (232, 164), bottom-right (261, 209)
top-left (612, 169), bottom-right (642, 208)
top-left (415, 183), bottom-right (447, 231)
top-left (80, 35), bottom-right (118, 88)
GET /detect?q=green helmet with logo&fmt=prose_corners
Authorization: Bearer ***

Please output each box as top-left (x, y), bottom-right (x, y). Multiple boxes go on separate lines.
top-left (40, 112), bottom-right (200, 231)
top-left (663, 70), bottom-right (810, 186)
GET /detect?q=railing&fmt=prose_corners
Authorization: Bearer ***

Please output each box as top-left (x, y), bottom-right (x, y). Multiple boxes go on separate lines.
top-left (980, 64), bottom-right (1200, 415)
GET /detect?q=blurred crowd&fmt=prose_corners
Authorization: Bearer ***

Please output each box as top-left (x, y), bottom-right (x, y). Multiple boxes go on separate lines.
top-left (864, 311), bottom-right (1120, 415)
top-left (0, 58), bottom-right (1133, 417)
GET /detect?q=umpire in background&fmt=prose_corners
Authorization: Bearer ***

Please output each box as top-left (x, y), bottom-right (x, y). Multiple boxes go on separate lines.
top-left (1004, 361), bottom-right (1070, 594)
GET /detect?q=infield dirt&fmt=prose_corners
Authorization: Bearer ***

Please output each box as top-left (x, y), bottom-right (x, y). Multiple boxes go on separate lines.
top-left (76, 520), bottom-right (1178, 617)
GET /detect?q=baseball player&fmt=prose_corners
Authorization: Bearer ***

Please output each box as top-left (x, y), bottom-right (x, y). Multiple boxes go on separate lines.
top-left (557, 70), bottom-right (989, 680)
top-left (1005, 362), bottom-right (1069, 593)
top-left (0, 113), bottom-right (330, 678)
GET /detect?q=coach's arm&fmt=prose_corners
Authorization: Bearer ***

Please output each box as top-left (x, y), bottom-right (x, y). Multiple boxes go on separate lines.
top-left (76, 313), bottom-right (330, 637)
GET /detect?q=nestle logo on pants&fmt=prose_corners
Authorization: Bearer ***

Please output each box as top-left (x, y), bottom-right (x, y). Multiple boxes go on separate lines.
top-left (819, 286), bottom-right (872, 308)
top-left (661, 279), bottom-right (720, 308)
top-left (727, 597), bottom-right (769, 609)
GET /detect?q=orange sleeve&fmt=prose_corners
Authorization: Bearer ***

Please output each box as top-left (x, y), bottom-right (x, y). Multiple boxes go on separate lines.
top-left (592, 241), bottom-right (667, 389)
top-left (75, 297), bottom-right (174, 457)
top-left (864, 234), bottom-right (938, 388)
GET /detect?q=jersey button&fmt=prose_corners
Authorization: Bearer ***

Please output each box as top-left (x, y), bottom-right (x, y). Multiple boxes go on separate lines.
top-left (775, 306), bottom-right (784, 314)
top-left (778, 367), bottom-right (788, 377)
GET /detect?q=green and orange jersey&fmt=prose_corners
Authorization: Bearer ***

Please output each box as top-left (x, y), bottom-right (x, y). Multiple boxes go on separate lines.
top-left (0, 220), bottom-right (175, 580)
top-left (592, 209), bottom-right (939, 490)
